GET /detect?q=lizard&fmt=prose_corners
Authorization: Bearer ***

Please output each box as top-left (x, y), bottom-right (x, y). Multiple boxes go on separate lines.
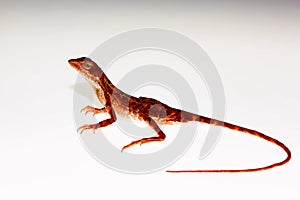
top-left (68, 57), bottom-right (291, 173)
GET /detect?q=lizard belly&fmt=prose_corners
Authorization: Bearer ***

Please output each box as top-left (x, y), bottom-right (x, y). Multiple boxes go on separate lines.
top-left (111, 93), bottom-right (131, 117)
top-left (95, 88), bottom-right (106, 105)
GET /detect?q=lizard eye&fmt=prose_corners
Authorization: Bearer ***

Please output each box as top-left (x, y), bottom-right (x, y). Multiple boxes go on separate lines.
top-left (83, 62), bottom-right (92, 70)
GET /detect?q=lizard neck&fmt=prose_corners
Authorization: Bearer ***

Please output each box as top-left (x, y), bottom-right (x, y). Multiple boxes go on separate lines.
top-left (99, 72), bottom-right (116, 95)
top-left (92, 71), bottom-right (116, 106)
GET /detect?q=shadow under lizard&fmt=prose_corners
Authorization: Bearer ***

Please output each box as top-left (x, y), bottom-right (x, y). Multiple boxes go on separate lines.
top-left (68, 57), bottom-right (291, 173)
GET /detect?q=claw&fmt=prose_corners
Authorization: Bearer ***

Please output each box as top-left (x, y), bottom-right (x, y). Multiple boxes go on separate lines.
top-left (121, 140), bottom-right (142, 152)
top-left (77, 123), bottom-right (98, 134)
top-left (121, 136), bottom-right (165, 152)
top-left (80, 106), bottom-right (94, 115)
top-left (80, 106), bottom-right (106, 116)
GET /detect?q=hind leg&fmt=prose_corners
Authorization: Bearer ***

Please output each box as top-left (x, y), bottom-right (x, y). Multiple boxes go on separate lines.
top-left (121, 117), bottom-right (166, 151)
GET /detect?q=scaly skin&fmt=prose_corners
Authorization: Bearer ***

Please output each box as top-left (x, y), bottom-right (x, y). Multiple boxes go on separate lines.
top-left (68, 57), bottom-right (291, 173)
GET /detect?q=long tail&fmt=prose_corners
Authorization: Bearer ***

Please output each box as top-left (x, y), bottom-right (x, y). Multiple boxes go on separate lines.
top-left (167, 114), bottom-right (291, 173)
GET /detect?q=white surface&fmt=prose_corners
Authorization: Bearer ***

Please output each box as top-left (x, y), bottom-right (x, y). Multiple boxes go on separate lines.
top-left (0, 1), bottom-right (299, 200)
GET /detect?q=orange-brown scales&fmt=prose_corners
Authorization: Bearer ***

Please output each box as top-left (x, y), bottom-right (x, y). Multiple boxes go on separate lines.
top-left (68, 57), bottom-right (291, 173)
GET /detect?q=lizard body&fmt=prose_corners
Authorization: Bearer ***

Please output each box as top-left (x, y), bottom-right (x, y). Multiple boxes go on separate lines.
top-left (69, 57), bottom-right (291, 173)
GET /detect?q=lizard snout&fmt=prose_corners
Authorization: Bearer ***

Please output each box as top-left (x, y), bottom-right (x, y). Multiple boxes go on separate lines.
top-left (68, 59), bottom-right (80, 70)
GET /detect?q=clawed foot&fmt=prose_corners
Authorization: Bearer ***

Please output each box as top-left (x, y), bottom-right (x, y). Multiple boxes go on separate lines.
top-left (80, 106), bottom-right (106, 116)
top-left (121, 140), bottom-right (142, 152)
top-left (77, 123), bottom-right (99, 134)
top-left (121, 138), bottom-right (158, 152)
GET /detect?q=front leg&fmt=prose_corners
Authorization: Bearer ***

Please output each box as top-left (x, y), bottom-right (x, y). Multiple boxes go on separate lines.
top-left (77, 118), bottom-right (115, 134)
top-left (78, 98), bottom-right (117, 134)
top-left (80, 105), bottom-right (107, 116)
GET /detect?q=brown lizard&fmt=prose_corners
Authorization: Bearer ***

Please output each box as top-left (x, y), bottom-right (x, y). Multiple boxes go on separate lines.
top-left (68, 57), bottom-right (291, 173)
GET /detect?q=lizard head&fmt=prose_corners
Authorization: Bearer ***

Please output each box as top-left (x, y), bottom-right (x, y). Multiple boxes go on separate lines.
top-left (68, 57), bottom-right (104, 88)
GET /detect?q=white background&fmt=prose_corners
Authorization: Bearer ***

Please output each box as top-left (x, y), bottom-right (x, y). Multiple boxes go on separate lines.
top-left (1, 1), bottom-right (299, 199)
